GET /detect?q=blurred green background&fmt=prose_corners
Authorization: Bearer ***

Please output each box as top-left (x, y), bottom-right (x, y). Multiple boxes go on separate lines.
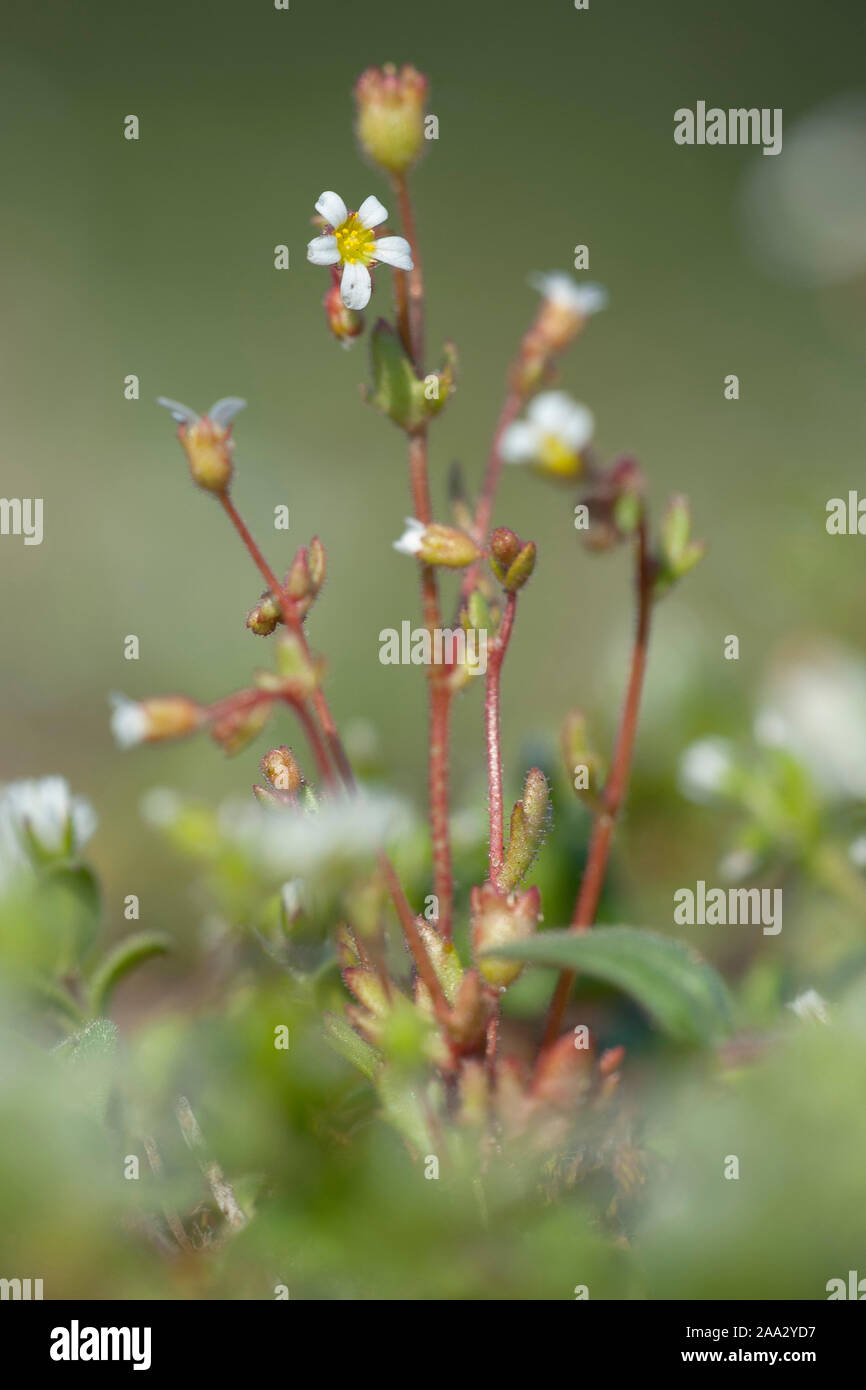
top-left (2, 0), bottom-right (865, 964)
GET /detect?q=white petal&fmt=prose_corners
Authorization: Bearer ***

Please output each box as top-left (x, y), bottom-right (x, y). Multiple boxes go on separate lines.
top-left (109, 693), bottom-right (149, 749)
top-left (529, 272), bottom-right (609, 317)
top-left (393, 517), bottom-right (425, 555)
top-left (357, 195), bottom-right (388, 229)
top-left (315, 191), bottom-right (348, 228)
top-left (528, 390), bottom-right (577, 434)
top-left (209, 397), bottom-right (246, 427)
top-left (560, 402), bottom-right (595, 452)
top-left (372, 236), bottom-right (413, 271)
top-left (341, 261), bottom-right (372, 310)
top-left (306, 234), bottom-right (340, 266)
top-left (157, 397), bottom-right (199, 425)
top-left (500, 420), bottom-right (539, 465)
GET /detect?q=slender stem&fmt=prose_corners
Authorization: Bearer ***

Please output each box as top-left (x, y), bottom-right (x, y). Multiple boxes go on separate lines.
top-left (540, 516), bottom-right (653, 1051)
top-left (175, 1095), bottom-right (247, 1234)
top-left (485, 591), bottom-right (517, 881)
top-left (395, 175), bottom-right (455, 939)
top-left (219, 492), bottom-right (297, 631)
top-left (392, 172), bottom-right (424, 374)
top-left (460, 391), bottom-right (524, 607)
top-left (289, 697), bottom-right (337, 789)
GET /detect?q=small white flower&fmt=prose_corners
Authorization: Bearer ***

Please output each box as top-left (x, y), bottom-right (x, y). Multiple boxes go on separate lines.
top-left (678, 737), bottom-right (736, 804)
top-left (756, 648), bottom-right (866, 799)
top-left (718, 847), bottom-right (760, 883)
top-left (393, 517), bottom-right (425, 556)
top-left (0, 776), bottom-right (97, 867)
top-left (501, 391), bottom-right (595, 477)
top-left (849, 835), bottom-right (866, 869)
top-left (109, 692), bottom-right (149, 749)
top-left (139, 787), bottom-right (183, 829)
top-left (786, 989), bottom-right (829, 1025)
top-left (224, 789), bottom-right (411, 879)
top-left (530, 271), bottom-right (608, 318)
top-left (306, 191), bottom-right (413, 311)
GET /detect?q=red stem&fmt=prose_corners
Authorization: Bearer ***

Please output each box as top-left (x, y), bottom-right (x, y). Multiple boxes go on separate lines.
top-left (539, 516), bottom-right (653, 1051)
top-left (485, 591), bottom-right (517, 881)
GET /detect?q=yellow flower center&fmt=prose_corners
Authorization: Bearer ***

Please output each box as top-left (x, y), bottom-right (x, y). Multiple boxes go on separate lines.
top-left (536, 433), bottom-right (581, 479)
top-left (334, 213), bottom-right (377, 265)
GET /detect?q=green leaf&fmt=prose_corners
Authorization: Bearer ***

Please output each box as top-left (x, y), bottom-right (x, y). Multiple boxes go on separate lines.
top-left (87, 932), bottom-right (172, 1016)
top-left (323, 1012), bottom-right (381, 1080)
top-left (486, 926), bottom-right (733, 1045)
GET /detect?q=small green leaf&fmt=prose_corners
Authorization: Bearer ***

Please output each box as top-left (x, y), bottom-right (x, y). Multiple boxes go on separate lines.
top-left (87, 932), bottom-right (172, 1016)
top-left (323, 1012), bottom-right (381, 1080)
top-left (486, 926), bottom-right (733, 1045)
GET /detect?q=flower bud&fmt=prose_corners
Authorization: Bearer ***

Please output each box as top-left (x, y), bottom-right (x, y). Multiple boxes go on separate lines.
top-left (393, 518), bottom-right (481, 568)
top-left (286, 548), bottom-right (313, 600)
top-left (503, 541), bottom-right (536, 592)
top-left (275, 633), bottom-right (323, 696)
top-left (354, 63), bottom-right (428, 175)
top-left (656, 493), bottom-right (705, 595)
top-left (560, 710), bottom-right (606, 804)
top-left (489, 527), bottom-right (521, 579)
top-left (246, 592), bottom-right (282, 636)
top-left (324, 280), bottom-right (364, 347)
top-left (499, 767), bottom-right (550, 892)
top-left (261, 746), bottom-right (302, 794)
top-left (443, 970), bottom-right (493, 1050)
top-left (472, 880), bottom-right (541, 988)
top-left (308, 536), bottom-right (326, 593)
top-left (210, 699), bottom-right (273, 756)
top-left (110, 693), bottom-right (204, 749)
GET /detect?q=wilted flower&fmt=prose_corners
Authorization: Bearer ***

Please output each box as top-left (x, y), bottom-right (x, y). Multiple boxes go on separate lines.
top-left (393, 517), bottom-right (480, 567)
top-left (501, 391), bottom-right (595, 480)
top-left (354, 63), bottom-right (428, 175)
top-left (0, 776), bottom-right (97, 879)
top-left (157, 396), bottom-right (246, 494)
top-left (110, 693), bottom-right (205, 748)
top-left (307, 192), bottom-right (413, 311)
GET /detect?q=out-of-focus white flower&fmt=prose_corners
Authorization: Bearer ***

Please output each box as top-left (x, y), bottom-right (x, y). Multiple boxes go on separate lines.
top-left (281, 879), bottom-right (306, 925)
top-left (0, 777), bottom-right (97, 884)
top-left (110, 693), bottom-right (150, 749)
top-left (307, 192), bottom-right (413, 311)
top-left (678, 738), bottom-right (736, 804)
top-left (718, 847), bottom-right (760, 883)
top-left (139, 787), bottom-right (184, 829)
top-left (786, 989), bottom-right (829, 1025)
top-left (109, 692), bottom-right (204, 749)
top-left (755, 646), bottom-right (866, 799)
top-left (529, 272), bottom-right (608, 319)
top-left (849, 835), bottom-right (866, 869)
top-left (501, 391), bottom-right (595, 480)
top-left (222, 789), bottom-right (412, 879)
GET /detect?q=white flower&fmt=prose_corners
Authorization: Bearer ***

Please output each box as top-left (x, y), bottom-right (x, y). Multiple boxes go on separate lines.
top-left (501, 391), bottom-right (595, 477)
top-left (786, 989), bottom-right (829, 1025)
top-left (0, 776), bottom-right (97, 877)
top-left (755, 647), bottom-right (866, 799)
top-left (393, 517), bottom-right (425, 556)
top-left (109, 692), bottom-right (149, 749)
top-left (849, 835), bottom-right (866, 869)
top-left (223, 789), bottom-right (412, 879)
top-left (306, 191), bottom-right (413, 310)
top-left (530, 271), bottom-right (608, 318)
top-left (678, 738), bottom-right (736, 804)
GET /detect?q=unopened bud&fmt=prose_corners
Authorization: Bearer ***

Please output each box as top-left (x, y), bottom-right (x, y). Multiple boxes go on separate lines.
top-left (261, 745), bottom-right (302, 794)
top-left (489, 527), bottom-right (521, 581)
top-left (324, 280), bottom-right (364, 347)
top-left (246, 592), bottom-right (282, 635)
top-left (354, 63), bottom-right (428, 176)
top-left (560, 710), bottom-right (605, 803)
top-left (472, 881), bottom-right (541, 988)
top-left (286, 548), bottom-right (312, 600)
top-left (656, 493), bottom-right (705, 595)
top-left (308, 536), bottom-right (326, 593)
top-left (503, 540), bottom-right (536, 592)
top-left (499, 767), bottom-right (550, 892)
top-left (210, 699), bottom-right (273, 756)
